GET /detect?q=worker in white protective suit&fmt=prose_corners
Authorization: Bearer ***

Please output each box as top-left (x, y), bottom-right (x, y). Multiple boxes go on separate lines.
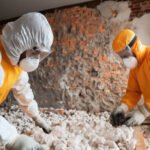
top-left (0, 12), bottom-right (53, 150)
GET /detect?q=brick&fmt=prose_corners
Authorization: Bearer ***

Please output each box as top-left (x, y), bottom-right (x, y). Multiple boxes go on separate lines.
top-left (128, 0), bottom-right (150, 20)
top-left (80, 41), bottom-right (87, 50)
top-left (98, 24), bottom-right (105, 33)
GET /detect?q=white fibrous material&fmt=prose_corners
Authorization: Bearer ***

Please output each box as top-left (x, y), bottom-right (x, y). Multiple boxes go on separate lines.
top-left (33, 109), bottom-right (136, 150)
top-left (0, 105), bottom-right (35, 133)
top-left (0, 105), bottom-right (136, 150)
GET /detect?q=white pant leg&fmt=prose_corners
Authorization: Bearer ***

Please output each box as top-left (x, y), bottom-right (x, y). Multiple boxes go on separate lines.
top-left (0, 116), bottom-right (18, 145)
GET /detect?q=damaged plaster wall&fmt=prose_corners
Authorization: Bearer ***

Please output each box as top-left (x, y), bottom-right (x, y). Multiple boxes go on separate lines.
top-left (97, 1), bottom-right (131, 22)
top-left (28, 1), bottom-right (132, 112)
top-left (97, 0), bottom-right (150, 45)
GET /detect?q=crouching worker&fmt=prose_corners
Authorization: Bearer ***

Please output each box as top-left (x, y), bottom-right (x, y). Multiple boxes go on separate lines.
top-left (0, 12), bottom-right (53, 150)
top-left (110, 29), bottom-right (150, 127)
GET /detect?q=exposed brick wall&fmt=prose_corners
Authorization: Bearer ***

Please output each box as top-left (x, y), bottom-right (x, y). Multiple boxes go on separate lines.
top-left (129, 0), bottom-right (150, 20)
top-left (26, 6), bottom-right (129, 112)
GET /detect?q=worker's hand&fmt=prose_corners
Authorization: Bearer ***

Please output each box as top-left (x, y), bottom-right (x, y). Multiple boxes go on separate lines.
top-left (5, 134), bottom-right (44, 150)
top-left (33, 116), bottom-right (51, 134)
top-left (110, 103), bottom-right (128, 126)
top-left (125, 110), bottom-right (146, 126)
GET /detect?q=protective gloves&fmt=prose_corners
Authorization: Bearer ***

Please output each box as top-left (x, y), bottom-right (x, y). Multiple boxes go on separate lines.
top-left (110, 103), bottom-right (129, 126)
top-left (125, 104), bottom-right (150, 126)
top-left (125, 110), bottom-right (145, 126)
top-left (5, 134), bottom-right (44, 150)
top-left (33, 116), bottom-right (51, 134)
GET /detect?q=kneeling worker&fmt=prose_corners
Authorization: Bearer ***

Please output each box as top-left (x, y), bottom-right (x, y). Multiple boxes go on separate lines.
top-left (111, 29), bottom-right (150, 127)
top-left (0, 12), bottom-right (53, 150)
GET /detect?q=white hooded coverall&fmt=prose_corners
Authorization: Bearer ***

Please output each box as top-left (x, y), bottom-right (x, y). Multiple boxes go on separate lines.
top-left (0, 12), bottom-right (53, 145)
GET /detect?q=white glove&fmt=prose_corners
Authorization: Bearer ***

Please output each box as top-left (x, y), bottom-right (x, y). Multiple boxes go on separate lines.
top-left (33, 116), bottom-right (51, 134)
top-left (125, 110), bottom-right (146, 126)
top-left (5, 134), bottom-right (44, 150)
top-left (110, 103), bottom-right (129, 126)
top-left (125, 104), bottom-right (150, 126)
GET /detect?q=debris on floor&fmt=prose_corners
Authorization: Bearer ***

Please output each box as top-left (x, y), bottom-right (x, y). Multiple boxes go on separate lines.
top-left (0, 105), bottom-right (136, 150)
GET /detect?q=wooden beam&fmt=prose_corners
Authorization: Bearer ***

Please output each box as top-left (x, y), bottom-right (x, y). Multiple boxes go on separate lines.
top-left (133, 126), bottom-right (146, 150)
top-left (142, 119), bottom-right (150, 125)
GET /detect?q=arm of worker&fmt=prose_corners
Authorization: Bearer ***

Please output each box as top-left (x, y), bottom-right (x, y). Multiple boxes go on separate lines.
top-left (121, 69), bottom-right (141, 110)
top-left (121, 70), bottom-right (149, 126)
top-left (110, 69), bottom-right (142, 126)
top-left (12, 71), bottom-right (51, 133)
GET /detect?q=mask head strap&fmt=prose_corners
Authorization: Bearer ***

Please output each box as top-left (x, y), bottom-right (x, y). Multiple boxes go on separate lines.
top-left (128, 35), bottom-right (137, 48)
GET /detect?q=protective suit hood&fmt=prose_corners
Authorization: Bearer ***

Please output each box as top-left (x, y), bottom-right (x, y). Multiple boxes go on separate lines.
top-left (1, 12), bottom-right (53, 65)
top-left (112, 29), bottom-right (146, 63)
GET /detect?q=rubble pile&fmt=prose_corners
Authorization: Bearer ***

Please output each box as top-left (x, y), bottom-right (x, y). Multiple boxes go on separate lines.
top-left (0, 105), bottom-right (136, 150)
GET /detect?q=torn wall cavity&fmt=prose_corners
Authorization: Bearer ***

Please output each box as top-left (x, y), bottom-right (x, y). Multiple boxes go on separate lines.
top-left (97, 1), bottom-right (150, 47)
top-left (97, 1), bottom-right (131, 22)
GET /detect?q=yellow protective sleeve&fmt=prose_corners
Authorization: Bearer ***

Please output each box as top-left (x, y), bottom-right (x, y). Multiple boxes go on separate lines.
top-left (121, 69), bottom-right (141, 110)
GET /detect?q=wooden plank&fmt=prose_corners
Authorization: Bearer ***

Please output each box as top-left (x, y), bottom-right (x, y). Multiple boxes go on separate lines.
top-left (133, 126), bottom-right (146, 150)
top-left (142, 119), bottom-right (150, 125)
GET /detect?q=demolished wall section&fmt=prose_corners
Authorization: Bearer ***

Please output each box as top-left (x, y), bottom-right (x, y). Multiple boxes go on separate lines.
top-left (28, 6), bottom-right (131, 112)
